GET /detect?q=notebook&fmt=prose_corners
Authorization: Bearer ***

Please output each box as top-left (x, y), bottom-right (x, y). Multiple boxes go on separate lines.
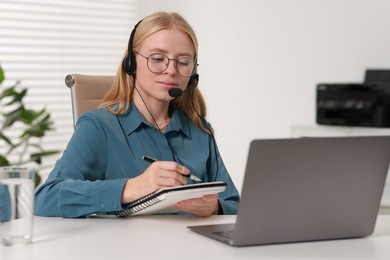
top-left (188, 136), bottom-right (390, 246)
top-left (115, 182), bottom-right (226, 217)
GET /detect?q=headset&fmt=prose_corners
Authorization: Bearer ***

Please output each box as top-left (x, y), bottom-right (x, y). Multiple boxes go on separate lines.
top-left (123, 20), bottom-right (199, 87)
top-left (122, 19), bottom-right (217, 180)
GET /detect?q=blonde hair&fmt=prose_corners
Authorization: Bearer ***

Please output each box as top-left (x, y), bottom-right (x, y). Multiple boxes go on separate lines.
top-left (99, 12), bottom-right (212, 135)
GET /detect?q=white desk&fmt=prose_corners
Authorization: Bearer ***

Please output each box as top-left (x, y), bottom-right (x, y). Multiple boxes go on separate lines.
top-left (1, 215), bottom-right (390, 260)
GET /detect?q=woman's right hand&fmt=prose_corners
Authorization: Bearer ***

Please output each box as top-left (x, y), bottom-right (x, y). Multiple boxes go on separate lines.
top-left (121, 161), bottom-right (190, 204)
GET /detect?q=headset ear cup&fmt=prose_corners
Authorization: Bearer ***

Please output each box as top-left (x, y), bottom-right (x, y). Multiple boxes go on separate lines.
top-left (124, 19), bottom-right (143, 75)
top-left (129, 52), bottom-right (136, 74)
top-left (188, 73), bottom-right (199, 87)
top-left (123, 55), bottom-right (131, 75)
top-left (123, 53), bottom-right (136, 75)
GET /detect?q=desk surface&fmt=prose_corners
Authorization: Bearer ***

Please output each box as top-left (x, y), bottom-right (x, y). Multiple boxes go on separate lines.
top-left (2, 215), bottom-right (390, 260)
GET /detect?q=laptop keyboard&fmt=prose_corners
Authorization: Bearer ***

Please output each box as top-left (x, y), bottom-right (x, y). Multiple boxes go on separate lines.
top-left (213, 230), bottom-right (234, 239)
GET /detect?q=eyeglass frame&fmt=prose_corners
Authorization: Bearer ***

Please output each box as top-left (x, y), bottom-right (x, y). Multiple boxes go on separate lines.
top-left (134, 51), bottom-right (198, 77)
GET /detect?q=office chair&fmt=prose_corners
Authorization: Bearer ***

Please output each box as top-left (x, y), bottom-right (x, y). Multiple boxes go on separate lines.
top-left (65, 74), bottom-right (114, 127)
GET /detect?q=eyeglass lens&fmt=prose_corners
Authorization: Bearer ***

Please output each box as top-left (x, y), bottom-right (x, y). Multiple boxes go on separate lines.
top-left (147, 53), bottom-right (195, 77)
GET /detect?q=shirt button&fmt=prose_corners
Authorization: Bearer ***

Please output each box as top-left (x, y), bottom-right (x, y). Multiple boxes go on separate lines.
top-left (100, 203), bottom-right (106, 209)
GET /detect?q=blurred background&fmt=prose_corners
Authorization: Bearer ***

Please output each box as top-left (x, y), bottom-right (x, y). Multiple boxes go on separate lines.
top-left (1, 0), bottom-right (390, 190)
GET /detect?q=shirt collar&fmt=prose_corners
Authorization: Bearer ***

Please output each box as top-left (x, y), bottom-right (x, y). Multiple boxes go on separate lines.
top-left (169, 105), bottom-right (191, 138)
top-left (116, 102), bottom-right (191, 138)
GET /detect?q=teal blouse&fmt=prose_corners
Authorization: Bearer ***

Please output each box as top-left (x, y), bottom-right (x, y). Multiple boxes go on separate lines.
top-left (34, 103), bottom-right (240, 218)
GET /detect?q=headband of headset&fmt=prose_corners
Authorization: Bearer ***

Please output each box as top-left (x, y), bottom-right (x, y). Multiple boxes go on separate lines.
top-left (123, 19), bottom-right (199, 87)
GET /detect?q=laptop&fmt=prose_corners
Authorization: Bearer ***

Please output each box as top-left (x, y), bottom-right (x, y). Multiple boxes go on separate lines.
top-left (188, 136), bottom-right (390, 246)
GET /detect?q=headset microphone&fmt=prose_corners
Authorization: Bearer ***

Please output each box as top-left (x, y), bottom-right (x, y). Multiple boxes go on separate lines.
top-left (168, 73), bottom-right (199, 97)
top-left (168, 88), bottom-right (189, 97)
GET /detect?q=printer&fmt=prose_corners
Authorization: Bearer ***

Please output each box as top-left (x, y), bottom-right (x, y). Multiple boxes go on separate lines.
top-left (316, 70), bottom-right (390, 127)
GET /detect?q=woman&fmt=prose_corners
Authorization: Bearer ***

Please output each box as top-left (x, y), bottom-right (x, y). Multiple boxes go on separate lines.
top-left (35, 12), bottom-right (239, 218)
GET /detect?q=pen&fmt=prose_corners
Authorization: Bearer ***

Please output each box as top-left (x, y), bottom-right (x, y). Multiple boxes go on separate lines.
top-left (142, 155), bottom-right (202, 182)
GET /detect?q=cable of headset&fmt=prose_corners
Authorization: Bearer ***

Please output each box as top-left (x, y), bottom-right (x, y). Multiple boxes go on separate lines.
top-left (134, 85), bottom-right (163, 132)
top-left (122, 18), bottom-right (220, 182)
top-left (187, 91), bottom-right (220, 182)
top-left (131, 84), bottom-right (219, 183)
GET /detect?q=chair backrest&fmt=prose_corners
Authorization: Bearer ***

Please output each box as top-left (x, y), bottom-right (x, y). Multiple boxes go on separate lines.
top-left (65, 74), bottom-right (114, 127)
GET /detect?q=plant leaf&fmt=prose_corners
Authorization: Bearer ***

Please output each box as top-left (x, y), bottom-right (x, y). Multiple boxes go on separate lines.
top-left (0, 66), bottom-right (55, 187)
top-left (35, 173), bottom-right (41, 188)
top-left (12, 88), bottom-right (27, 103)
top-left (0, 65), bottom-right (4, 84)
top-left (19, 108), bottom-right (36, 124)
top-left (6, 141), bottom-right (22, 154)
top-left (0, 132), bottom-right (13, 145)
top-left (2, 107), bottom-right (23, 128)
top-left (30, 151), bottom-right (60, 164)
top-left (0, 85), bottom-right (25, 105)
top-left (0, 86), bottom-right (17, 100)
top-left (32, 151), bottom-right (61, 164)
top-left (0, 155), bottom-right (10, 166)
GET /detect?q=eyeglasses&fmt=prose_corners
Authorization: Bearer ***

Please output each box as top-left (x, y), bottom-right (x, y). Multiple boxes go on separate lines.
top-left (135, 52), bottom-right (197, 77)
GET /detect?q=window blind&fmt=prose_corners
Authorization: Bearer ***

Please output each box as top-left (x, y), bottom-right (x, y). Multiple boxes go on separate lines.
top-left (0, 0), bottom-right (139, 181)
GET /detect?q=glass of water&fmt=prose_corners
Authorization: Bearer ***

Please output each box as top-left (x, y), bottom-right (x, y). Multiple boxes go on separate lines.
top-left (0, 166), bottom-right (36, 246)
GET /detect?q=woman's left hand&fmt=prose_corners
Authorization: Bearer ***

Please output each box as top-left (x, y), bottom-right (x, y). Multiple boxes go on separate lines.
top-left (176, 194), bottom-right (219, 217)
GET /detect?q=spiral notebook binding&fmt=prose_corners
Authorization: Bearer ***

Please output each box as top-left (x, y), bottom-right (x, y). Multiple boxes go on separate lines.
top-left (113, 182), bottom-right (227, 218)
top-left (115, 192), bottom-right (162, 217)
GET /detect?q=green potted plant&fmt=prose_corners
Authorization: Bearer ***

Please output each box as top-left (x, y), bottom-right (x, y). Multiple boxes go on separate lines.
top-left (0, 65), bottom-right (59, 187)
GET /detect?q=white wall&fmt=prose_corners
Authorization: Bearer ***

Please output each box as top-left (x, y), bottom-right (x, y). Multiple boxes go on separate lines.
top-left (139, 0), bottom-right (390, 189)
